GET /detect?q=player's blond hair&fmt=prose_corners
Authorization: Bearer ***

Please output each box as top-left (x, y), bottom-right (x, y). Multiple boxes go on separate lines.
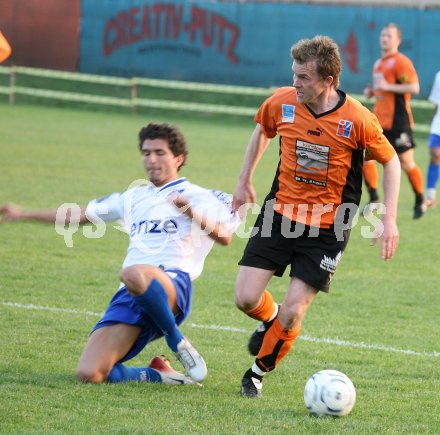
top-left (290, 35), bottom-right (341, 89)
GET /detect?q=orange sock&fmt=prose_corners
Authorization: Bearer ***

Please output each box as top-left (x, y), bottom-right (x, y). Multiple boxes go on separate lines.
top-left (363, 161), bottom-right (379, 190)
top-left (407, 165), bottom-right (424, 195)
top-left (256, 318), bottom-right (300, 372)
top-left (245, 290), bottom-right (277, 322)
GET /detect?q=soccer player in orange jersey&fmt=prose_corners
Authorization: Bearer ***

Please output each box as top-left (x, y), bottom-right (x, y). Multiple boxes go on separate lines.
top-left (232, 35), bottom-right (401, 398)
top-left (363, 23), bottom-right (425, 219)
top-left (0, 31), bottom-right (12, 63)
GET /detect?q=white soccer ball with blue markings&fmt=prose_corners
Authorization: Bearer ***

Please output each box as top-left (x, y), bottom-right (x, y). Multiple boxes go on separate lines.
top-left (304, 369), bottom-right (356, 417)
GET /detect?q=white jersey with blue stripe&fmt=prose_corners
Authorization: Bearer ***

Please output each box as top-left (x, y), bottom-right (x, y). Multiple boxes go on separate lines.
top-left (85, 177), bottom-right (240, 281)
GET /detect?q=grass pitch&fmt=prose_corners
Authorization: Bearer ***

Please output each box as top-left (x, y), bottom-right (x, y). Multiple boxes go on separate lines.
top-left (0, 103), bottom-right (439, 434)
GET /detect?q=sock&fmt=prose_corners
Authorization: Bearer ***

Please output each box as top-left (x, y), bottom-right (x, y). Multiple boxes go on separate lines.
top-left (427, 163), bottom-right (439, 190)
top-left (363, 161), bottom-right (379, 201)
top-left (245, 290), bottom-right (278, 322)
top-left (407, 165), bottom-right (424, 195)
top-left (251, 363), bottom-right (266, 377)
top-left (427, 188), bottom-right (437, 200)
top-left (107, 363), bottom-right (162, 383)
top-left (367, 187), bottom-right (379, 203)
top-left (255, 318), bottom-right (300, 372)
top-left (133, 279), bottom-right (183, 352)
top-left (243, 366), bottom-right (264, 381)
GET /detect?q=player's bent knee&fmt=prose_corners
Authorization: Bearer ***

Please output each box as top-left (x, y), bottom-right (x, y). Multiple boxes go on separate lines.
top-left (119, 265), bottom-right (148, 295)
top-left (279, 304), bottom-right (305, 329)
top-left (234, 291), bottom-right (259, 313)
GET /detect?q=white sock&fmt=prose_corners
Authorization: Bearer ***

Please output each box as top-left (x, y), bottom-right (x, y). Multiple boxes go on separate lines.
top-left (252, 363), bottom-right (266, 377)
top-left (267, 303), bottom-right (279, 322)
top-left (427, 188), bottom-right (436, 200)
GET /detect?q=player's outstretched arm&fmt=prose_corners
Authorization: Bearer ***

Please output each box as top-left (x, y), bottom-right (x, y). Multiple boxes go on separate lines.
top-left (232, 124), bottom-right (271, 212)
top-left (0, 202), bottom-right (90, 225)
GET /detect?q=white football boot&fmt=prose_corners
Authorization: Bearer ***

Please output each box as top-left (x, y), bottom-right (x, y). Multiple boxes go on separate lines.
top-left (174, 337), bottom-right (207, 382)
top-left (148, 355), bottom-right (198, 385)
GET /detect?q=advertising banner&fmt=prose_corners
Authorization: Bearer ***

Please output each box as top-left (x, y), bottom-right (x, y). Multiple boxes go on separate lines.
top-left (80, 0), bottom-right (440, 95)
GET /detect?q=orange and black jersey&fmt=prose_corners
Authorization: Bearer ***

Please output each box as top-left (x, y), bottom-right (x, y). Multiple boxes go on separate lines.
top-left (255, 87), bottom-right (395, 228)
top-left (372, 52), bottom-right (418, 131)
top-left (0, 31), bottom-right (11, 64)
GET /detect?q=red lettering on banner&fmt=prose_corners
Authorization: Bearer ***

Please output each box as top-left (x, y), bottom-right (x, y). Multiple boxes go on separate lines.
top-left (103, 2), bottom-right (239, 63)
top-left (103, 12), bottom-right (130, 56)
top-left (128, 8), bottom-right (142, 44)
top-left (226, 22), bottom-right (239, 64)
top-left (153, 4), bottom-right (165, 39)
top-left (188, 6), bottom-right (239, 63)
top-left (103, 19), bottom-right (116, 56)
top-left (140, 7), bottom-right (151, 39)
top-left (171, 5), bottom-right (183, 40)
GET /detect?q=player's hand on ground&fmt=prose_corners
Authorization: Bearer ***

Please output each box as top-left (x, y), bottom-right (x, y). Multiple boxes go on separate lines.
top-left (0, 203), bottom-right (22, 223)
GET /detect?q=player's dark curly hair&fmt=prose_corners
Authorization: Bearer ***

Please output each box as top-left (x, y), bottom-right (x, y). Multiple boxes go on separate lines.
top-left (138, 122), bottom-right (188, 169)
top-left (290, 35), bottom-right (341, 89)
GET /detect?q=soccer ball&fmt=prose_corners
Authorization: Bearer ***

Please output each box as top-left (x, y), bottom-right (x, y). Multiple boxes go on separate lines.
top-left (304, 369), bottom-right (356, 417)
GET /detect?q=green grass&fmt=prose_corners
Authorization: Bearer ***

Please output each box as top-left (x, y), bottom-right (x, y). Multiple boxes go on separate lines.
top-left (0, 102), bottom-right (439, 434)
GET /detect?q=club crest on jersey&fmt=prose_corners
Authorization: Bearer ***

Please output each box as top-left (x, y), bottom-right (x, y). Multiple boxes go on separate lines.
top-left (336, 119), bottom-right (353, 138)
top-left (282, 104), bottom-right (295, 123)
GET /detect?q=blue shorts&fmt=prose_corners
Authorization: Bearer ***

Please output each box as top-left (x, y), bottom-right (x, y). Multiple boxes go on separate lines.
top-left (429, 133), bottom-right (440, 148)
top-left (92, 269), bottom-right (193, 363)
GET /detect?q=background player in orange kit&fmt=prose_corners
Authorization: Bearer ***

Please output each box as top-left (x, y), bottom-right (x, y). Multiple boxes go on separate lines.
top-left (232, 35), bottom-right (401, 398)
top-left (363, 23), bottom-right (425, 219)
top-left (0, 31), bottom-right (12, 63)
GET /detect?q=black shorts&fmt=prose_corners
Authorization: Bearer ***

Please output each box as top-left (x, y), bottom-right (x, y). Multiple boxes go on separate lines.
top-left (384, 128), bottom-right (416, 154)
top-left (238, 211), bottom-right (350, 292)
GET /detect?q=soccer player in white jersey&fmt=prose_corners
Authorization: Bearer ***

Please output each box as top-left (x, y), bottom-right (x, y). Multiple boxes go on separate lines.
top-left (0, 123), bottom-right (240, 386)
top-left (425, 70), bottom-right (440, 208)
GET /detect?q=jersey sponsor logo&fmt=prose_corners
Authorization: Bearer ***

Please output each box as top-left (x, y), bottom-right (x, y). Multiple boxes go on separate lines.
top-left (295, 140), bottom-right (330, 187)
top-left (130, 218), bottom-right (178, 237)
top-left (307, 127), bottom-right (324, 137)
top-left (282, 104), bottom-right (295, 123)
top-left (336, 119), bottom-right (353, 138)
top-left (386, 58), bottom-right (396, 68)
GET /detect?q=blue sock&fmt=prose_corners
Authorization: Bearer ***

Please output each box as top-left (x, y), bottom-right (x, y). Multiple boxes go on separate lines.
top-left (427, 163), bottom-right (439, 189)
top-left (133, 279), bottom-right (183, 352)
top-left (107, 363), bottom-right (162, 383)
